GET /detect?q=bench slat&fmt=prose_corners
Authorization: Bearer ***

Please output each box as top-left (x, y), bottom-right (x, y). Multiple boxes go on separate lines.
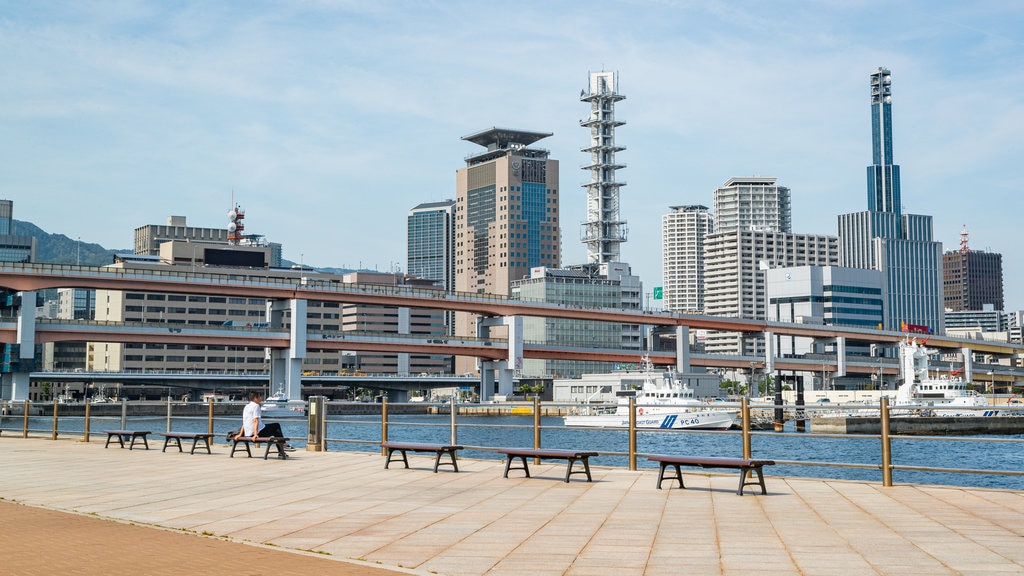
top-left (497, 447), bottom-right (598, 482)
top-left (647, 454), bottom-right (775, 495)
top-left (381, 442), bottom-right (463, 473)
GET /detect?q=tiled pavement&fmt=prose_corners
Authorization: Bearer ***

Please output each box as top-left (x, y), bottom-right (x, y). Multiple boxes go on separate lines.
top-left (1, 436), bottom-right (1022, 575)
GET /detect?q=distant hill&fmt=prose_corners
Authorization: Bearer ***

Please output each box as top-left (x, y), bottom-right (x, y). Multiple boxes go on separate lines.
top-left (13, 220), bottom-right (126, 266)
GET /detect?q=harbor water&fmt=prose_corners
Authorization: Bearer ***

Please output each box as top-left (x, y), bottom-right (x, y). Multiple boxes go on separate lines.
top-left (5, 412), bottom-right (1023, 491)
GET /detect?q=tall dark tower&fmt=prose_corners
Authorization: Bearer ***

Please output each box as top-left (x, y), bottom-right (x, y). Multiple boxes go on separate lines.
top-left (867, 68), bottom-right (900, 215)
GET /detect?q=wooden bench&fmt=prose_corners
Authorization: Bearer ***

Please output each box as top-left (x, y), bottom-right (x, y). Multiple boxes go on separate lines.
top-left (103, 430), bottom-right (151, 450)
top-left (230, 436), bottom-right (291, 460)
top-left (159, 432), bottom-right (214, 454)
top-left (381, 441), bottom-right (464, 473)
top-left (497, 448), bottom-right (599, 483)
top-left (647, 455), bottom-right (776, 495)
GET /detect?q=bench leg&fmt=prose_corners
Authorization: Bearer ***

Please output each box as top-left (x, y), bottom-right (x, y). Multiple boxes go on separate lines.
top-left (191, 437), bottom-right (211, 454)
top-left (105, 434), bottom-right (123, 449)
top-left (264, 440), bottom-right (287, 460)
top-left (656, 463), bottom-right (685, 490)
top-left (737, 467), bottom-right (767, 495)
top-left (385, 448), bottom-right (409, 469)
top-left (433, 450), bottom-right (459, 473)
top-left (504, 455), bottom-right (530, 478)
top-left (163, 437), bottom-right (183, 453)
top-left (564, 457), bottom-right (593, 482)
top-left (230, 440), bottom-right (251, 458)
top-left (129, 434), bottom-right (148, 450)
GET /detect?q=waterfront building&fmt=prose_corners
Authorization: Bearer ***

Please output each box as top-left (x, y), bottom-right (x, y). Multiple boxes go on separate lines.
top-left (943, 226), bottom-right (1003, 312)
top-left (134, 213), bottom-right (282, 267)
top-left (0, 199), bottom-right (37, 263)
top-left (944, 307), bottom-right (1006, 337)
top-left (662, 205), bottom-right (712, 313)
top-left (837, 68), bottom-right (944, 333)
top-left (704, 230), bottom-right (838, 355)
top-left (766, 266), bottom-right (885, 358)
top-left (454, 127), bottom-right (561, 372)
top-left (407, 200), bottom-right (456, 336)
top-left (88, 240), bottom-right (447, 378)
top-left (511, 265), bottom-right (626, 378)
top-left (552, 364), bottom-right (721, 403)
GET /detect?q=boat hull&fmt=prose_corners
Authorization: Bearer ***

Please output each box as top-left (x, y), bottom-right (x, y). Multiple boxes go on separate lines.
top-left (564, 410), bottom-right (736, 430)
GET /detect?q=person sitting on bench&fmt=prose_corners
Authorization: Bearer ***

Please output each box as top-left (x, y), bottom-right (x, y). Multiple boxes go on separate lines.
top-left (234, 391), bottom-right (293, 450)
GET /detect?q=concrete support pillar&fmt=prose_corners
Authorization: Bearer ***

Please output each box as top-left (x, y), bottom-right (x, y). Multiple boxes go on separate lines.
top-left (9, 291), bottom-right (36, 401)
top-left (836, 336), bottom-right (847, 377)
top-left (397, 307), bottom-right (410, 376)
top-left (961, 347), bottom-right (973, 382)
top-left (764, 331), bottom-right (775, 374)
top-left (479, 362), bottom-right (496, 401)
top-left (267, 298), bottom-right (306, 401)
top-left (675, 325), bottom-right (690, 373)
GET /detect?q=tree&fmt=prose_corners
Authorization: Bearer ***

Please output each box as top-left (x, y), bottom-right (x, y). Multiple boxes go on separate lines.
top-left (518, 382), bottom-right (544, 399)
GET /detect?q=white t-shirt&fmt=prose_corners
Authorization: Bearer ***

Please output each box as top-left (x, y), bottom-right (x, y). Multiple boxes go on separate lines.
top-left (242, 400), bottom-right (263, 437)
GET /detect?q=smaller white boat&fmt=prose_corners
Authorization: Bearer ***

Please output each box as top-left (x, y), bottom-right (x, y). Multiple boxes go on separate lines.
top-left (261, 388), bottom-right (306, 418)
top-left (563, 356), bottom-right (737, 430)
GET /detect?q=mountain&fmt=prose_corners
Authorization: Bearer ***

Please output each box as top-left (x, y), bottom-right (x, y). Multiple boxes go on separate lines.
top-left (12, 220), bottom-right (126, 266)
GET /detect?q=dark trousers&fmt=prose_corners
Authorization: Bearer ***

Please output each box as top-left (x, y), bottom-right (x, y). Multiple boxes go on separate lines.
top-left (260, 422), bottom-right (284, 438)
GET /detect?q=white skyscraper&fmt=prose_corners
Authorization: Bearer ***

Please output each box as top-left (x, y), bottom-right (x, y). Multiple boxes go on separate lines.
top-left (662, 205), bottom-right (712, 313)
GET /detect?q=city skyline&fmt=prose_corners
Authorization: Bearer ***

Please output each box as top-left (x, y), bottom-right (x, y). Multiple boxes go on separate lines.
top-left (2, 2), bottom-right (1022, 311)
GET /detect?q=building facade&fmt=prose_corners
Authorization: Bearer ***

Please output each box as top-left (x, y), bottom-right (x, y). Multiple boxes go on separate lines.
top-left (837, 68), bottom-right (943, 333)
top-left (662, 205), bottom-right (712, 313)
top-left (454, 128), bottom-right (561, 371)
top-left (408, 200), bottom-right (457, 337)
top-left (943, 227), bottom-right (1003, 312)
top-left (0, 199), bottom-right (37, 263)
top-left (704, 230), bottom-right (838, 355)
top-left (713, 177), bottom-right (791, 234)
top-left (580, 70), bottom-right (627, 264)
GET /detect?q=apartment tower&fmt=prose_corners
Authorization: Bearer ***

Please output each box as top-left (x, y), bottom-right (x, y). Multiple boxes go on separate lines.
top-left (661, 205), bottom-right (712, 313)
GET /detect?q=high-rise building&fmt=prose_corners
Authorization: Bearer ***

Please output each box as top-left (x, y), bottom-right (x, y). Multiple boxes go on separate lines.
top-left (662, 205), bottom-right (712, 313)
top-left (867, 68), bottom-right (900, 215)
top-left (837, 68), bottom-right (944, 333)
top-left (704, 229), bottom-right (838, 355)
top-left (455, 127), bottom-right (561, 297)
top-left (407, 200), bottom-right (456, 291)
top-left (580, 71), bottom-right (627, 264)
top-left (943, 226), bottom-right (1003, 312)
top-left (454, 128), bottom-right (561, 371)
top-left (713, 177), bottom-right (791, 234)
top-left (408, 200), bottom-right (456, 338)
top-left (0, 199), bottom-right (37, 263)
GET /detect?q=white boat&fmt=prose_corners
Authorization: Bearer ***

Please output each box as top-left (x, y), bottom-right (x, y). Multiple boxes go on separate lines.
top-left (563, 356), bottom-right (737, 430)
top-left (894, 338), bottom-right (1008, 417)
top-left (261, 389), bottom-right (306, 419)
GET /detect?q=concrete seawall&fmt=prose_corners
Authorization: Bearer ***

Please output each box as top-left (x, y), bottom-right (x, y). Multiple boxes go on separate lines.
top-left (812, 416), bottom-right (1024, 435)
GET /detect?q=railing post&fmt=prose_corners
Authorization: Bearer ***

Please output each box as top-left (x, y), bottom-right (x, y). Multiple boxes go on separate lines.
top-left (120, 398), bottom-right (127, 430)
top-left (166, 395), bottom-right (173, 432)
top-left (536, 393), bottom-right (544, 461)
top-left (880, 396), bottom-right (892, 487)
top-left (741, 397), bottom-right (751, 459)
top-left (83, 399), bottom-right (91, 442)
top-left (22, 399), bottom-right (29, 438)
top-left (450, 395), bottom-right (458, 446)
top-left (207, 398), bottom-right (215, 435)
top-left (51, 397), bottom-right (59, 440)
top-left (628, 396), bottom-right (637, 471)
top-left (380, 397), bottom-right (389, 455)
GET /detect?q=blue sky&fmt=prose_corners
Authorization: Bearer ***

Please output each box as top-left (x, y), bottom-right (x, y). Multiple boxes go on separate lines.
top-left (2, 1), bottom-right (1023, 311)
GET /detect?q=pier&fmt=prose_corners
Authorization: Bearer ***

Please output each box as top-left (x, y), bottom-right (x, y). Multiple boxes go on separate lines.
top-left (1, 435), bottom-right (1022, 575)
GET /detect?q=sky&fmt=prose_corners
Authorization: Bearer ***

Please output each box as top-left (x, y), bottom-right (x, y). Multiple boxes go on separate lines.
top-left (2, 1), bottom-right (1023, 311)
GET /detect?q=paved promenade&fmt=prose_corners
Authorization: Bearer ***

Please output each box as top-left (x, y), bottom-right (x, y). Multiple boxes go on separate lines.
top-left (1, 436), bottom-right (1022, 575)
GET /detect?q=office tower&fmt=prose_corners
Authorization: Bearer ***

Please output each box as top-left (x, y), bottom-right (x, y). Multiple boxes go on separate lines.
top-left (407, 200), bottom-right (456, 291)
top-left (455, 127), bottom-right (560, 297)
top-left (454, 128), bottom-right (560, 373)
top-left (766, 266), bottom-right (885, 356)
top-left (868, 68), bottom-right (900, 215)
top-left (0, 199), bottom-right (37, 263)
top-left (580, 71), bottom-right (627, 264)
top-left (837, 68), bottom-right (944, 333)
top-left (713, 177), bottom-right (791, 233)
top-left (408, 200), bottom-right (456, 340)
top-left (662, 205), bottom-right (712, 313)
top-left (943, 226), bottom-right (1003, 312)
